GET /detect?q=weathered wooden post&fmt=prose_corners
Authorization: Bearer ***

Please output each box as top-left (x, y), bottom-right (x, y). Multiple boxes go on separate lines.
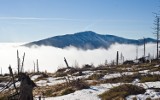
top-left (116, 51), bottom-right (119, 66)
top-left (144, 37), bottom-right (146, 58)
top-left (9, 65), bottom-right (18, 94)
top-left (33, 61), bottom-right (36, 73)
top-left (64, 57), bottom-right (69, 68)
top-left (37, 59), bottom-right (39, 73)
top-left (21, 52), bottom-right (25, 72)
top-left (17, 50), bottom-right (20, 74)
top-left (1, 67), bottom-right (2, 75)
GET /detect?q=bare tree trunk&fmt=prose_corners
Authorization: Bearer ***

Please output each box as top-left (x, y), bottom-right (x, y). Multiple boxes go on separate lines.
top-left (64, 57), bottom-right (69, 68)
top-left (17, 50), bottom-right (20, 74)
top-left (37, 59), bottom-right (39, 73)
top-left (116, 51), bottom-right (119, 66)
top-left (18, 73), bottom-right (36, 100)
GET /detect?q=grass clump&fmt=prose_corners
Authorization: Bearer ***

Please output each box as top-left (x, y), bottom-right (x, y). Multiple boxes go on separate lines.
top-left (0, 95), bottom-right (7, 100)
top-left (60, 87), bottom-right (75, 95)
top-left (87, 73), bottom-right (105, 80)
top-left (44, 89), bottom-right (54, 97)
top-left (102, 73), bottom-right (141, 83)
top-left (99, 84), bottom-right (145, 100)
top-left (71, 79), bottom-right (89, 90)
top-left (146, 98), bottom-right (152, 100)
top-left (35, 79), bottom-right (89, 97)
top-left (140, 74), bottom-right (160, 82)
top-left (0, 76), bottom-right (10, 82)
top-left (34, 73), bottom-right (49, 82)
top-left (54, 72), bottom-right (67, 77)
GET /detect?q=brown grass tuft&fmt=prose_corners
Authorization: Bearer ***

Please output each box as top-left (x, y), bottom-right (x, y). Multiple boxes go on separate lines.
top-left (99, 84), bottom-right (145, 100)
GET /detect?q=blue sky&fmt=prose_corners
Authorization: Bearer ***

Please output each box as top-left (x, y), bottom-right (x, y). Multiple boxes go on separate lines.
top-left (0, 0), bottom-right (159, 42)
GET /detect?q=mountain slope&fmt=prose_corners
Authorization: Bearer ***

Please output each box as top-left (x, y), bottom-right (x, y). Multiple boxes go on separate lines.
top-left (25, 31), bottom-right (156, 49)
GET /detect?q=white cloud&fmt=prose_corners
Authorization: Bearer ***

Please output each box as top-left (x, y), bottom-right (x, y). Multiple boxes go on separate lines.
top-left (0, 17), bottom-right (86, 21)
top-left (0, 43), bottom-right (156, 74)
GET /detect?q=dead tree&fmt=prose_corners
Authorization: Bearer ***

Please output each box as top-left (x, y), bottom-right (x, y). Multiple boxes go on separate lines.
top-left (64, 57), bottom-right (70, 68)
top-left (18, 73), bottom-right (36, 100)
top-left (6, 67), bottom-right (36, 100)
top-left (37, 59), bottom-right (39, 73)
top-left (17, 50), bottom-right (20, 74)
top-left (20, 53), bottom-right (25, 72)
top-left (153, 14), bottom-right (160, 59)
top-left (120, 52), bottom-right (124, 64)
top-left (136, 45), bottom-right (138, 60)
top-left (33, 61), bottom-right (36, 73)
top-left (9, 66), bottom-right (18, 94)
top-left (17, 50), bottom-right (26, 74)
top-left (116, 51), bottom-right (119, 66)
top-left (7, 66), bottom-right (19, 100)
top-left (144, 37), bottom-right (146, 58)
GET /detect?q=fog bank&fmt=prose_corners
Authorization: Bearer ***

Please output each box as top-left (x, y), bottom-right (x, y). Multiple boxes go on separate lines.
top-left (0, 43), bottom-right (156, 74)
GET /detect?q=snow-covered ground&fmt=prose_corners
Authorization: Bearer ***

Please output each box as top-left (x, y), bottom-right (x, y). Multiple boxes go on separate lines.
top-left (30, 70), bottom-right (95, 87)
top-left (1, 67), bottom-right (160, 100)
top-left (126, 89), bottom-right (160, 100)
top-left (45, 83), bottom-right (120, 100)
top-left (43, 81), bottom-right (160, 100)
top-left (29, 69), bottom-right (160, 100)
top-left (102, 72), bottom-right (133, 79)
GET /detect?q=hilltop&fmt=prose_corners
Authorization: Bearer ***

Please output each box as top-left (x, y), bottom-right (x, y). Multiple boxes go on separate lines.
top-left (25, 31), bottom-right (156, 50)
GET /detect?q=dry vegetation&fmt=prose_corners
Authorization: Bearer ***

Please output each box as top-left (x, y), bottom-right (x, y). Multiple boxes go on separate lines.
top-left (32, 60), bottom-right (160, 98)
top-left (33, 79), bottom-right (89, 97)
top-left (1, 59), bottom-right (160, 99)
top-left (99, 84), bottom-right (146, 100)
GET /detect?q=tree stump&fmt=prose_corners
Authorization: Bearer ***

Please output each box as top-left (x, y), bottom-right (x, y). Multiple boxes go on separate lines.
top-left (18, 73), bottom-right (36, 100)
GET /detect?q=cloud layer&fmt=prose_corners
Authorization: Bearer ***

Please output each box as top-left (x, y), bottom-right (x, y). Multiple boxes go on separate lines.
top-left (0, 43), bottom-right (156, 74)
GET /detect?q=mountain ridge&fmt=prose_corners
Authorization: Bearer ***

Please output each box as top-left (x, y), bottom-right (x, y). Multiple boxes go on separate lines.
top-left (25, 31), bottom-right (156, 49)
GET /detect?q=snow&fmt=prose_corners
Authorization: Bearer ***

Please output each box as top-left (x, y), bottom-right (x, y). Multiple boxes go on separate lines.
top-left (1, 66), bottom-right (160, 100)
top-left (139, 70), bottom-right (149, 74)
top-left (127, 81), bottom-right (160, 100)
top-left (150, 71), bottom-right (160, 75)
top-left (154, 65), bottom-right (160, 67)
top-left (132, 78), bottom-right (140, 84)
top-left (30, 70), bottom-right (160, 100)
top-left (43, 81), bottom-right (160, 100)
top-left (126, 89), bottom-right (160, 100)
top-left (45, 83), bottom-right (120, 100)
top-left (31, 75), bottom-right (42, 80)
top-left (102, 72), bottom-right (133, 79)
top-left (34, 75), bottom-right (160, 100)
top-left (142, 81), bottom-right (160, 89)
top-left (102, 73), bottom-right (121, 79)
top-left (36, 77), bottom-right (65, 86)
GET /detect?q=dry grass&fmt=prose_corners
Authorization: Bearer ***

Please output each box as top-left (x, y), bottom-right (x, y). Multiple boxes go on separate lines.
top-left (33, 79), bottom-right (89, 97)
top-left (1, 59), bottom-right (160, 99)
top-left (0, 76), bottom-right (10, 82)
top-left (87, 73), bottom-right (105, 80)
top-left (140, 74), bottom-right (160, 82)
top-left (0, 88), bottom-right (18, 100)
top-left (0, 94), bottom-right (8, 100)
top-left (99, 84), bottom-right (145, 100)
top-left (34, 73), bottom-right (49, 82)
top-left (101, 73), bottom-right (141, 83)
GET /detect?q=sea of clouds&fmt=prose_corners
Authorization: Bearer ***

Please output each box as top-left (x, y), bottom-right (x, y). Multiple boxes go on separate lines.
top-left (0, 43), bottom-right (157, 74)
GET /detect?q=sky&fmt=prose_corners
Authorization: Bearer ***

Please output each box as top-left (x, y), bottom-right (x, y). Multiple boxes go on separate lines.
top-left (0, 0), bottom-right (159, 42)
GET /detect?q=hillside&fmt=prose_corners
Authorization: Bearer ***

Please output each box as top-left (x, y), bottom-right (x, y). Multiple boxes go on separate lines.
top-left (25, 31), bottom-right (156, 49)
